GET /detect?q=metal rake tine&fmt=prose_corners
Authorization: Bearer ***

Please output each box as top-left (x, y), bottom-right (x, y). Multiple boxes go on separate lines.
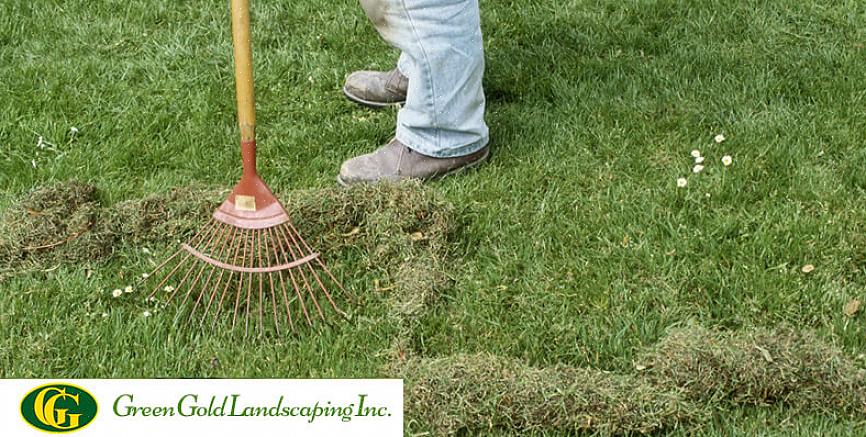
top-left (148, 218), bottom-right (220, 299)
top-left (167, 222), bottom-right (225, 304)
top-left (306, 268), bottom-right (346, 318)
top-left (231, 229), bottom-right (250, 330)
top-left (256, 229), bottom-right (265, 336)
top-left (286, 221), bottom-right (354, 301)
top-left (284, 224), bottom-right (345, 317)
top-left (273, 224), bottom-right (313, 327)
top-left (263, 229), bottom-right (282, 335)
top-left (277, 224), bottom-right (325, 321)
top-left (145, 218), bottom-right (217, 298)
top-left (145, 249), bottom-right (182, 297)
top-left (267, 227), bottom-right (295, 333)
top-left (159, 220), bottom-right (222, 302)
top-left (187, 224), bottom-right (236, 323)
top-left (148, 249), bottom-right (186, 299)
top-left (197, 225), bottom-right (238, 324)
top-left (243, 230), bottom-right (256, 337)
top-left (178, 222), bottom-right (229, 310)
top-left (316, 257), bottom-right (355, 302)
top-left (210, 228), bottom-right (245, 330)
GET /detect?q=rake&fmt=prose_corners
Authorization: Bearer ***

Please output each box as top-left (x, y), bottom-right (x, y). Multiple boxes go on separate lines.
top-left (146, 0), bottom-right (350, 335)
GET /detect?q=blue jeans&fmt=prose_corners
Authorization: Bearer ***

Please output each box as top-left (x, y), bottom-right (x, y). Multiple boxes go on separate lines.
top-left (360, 0), bottom-right (490, 158)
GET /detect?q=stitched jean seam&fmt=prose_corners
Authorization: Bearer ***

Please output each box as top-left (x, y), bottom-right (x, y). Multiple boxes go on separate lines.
top-left (398, 0), bottom-right (440, 151)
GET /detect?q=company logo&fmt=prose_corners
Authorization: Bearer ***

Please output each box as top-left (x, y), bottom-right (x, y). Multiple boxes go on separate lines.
top-left (20, 383), bottom-right (98, 433)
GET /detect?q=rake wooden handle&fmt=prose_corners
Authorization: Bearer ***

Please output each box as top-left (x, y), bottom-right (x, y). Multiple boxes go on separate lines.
top-left (231, 0), bottom-right (257, 175)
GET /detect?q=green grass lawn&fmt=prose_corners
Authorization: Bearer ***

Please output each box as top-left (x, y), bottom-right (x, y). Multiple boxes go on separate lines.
top-left (2, 0), bottom-right (866, 434)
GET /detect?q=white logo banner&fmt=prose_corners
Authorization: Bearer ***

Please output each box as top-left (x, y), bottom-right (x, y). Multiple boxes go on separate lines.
top-left (3, 379), bottom-right (403, 436)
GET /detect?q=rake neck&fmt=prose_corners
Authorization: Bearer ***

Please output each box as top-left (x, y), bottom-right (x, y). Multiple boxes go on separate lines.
top-left (232, 0), bottom-right (257, 176)
top-left (241, 139), bottom-right (258, 178)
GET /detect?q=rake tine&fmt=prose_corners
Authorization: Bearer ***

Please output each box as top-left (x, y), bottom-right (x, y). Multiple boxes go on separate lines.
top-left (178, 223), bottom-right (229, 310)
top-left (263, 230), bottom-right (281, 335)
top-left (306, 268), bottom-right (346, 318)
top-left (244, 231), bottom-right (256, 337)
top-left (284, 224), bottom-right (346, 317)
top-left (273, 224), bottom-right (312, 327)
top-left (256, 229), bottom-right (265, 336)
top-left (145, 218), bottom-right (217, 295)
top-left (201, 225), bottom-right (244, 326)
top-left (231, 229), bottom-right (250, 331)
top-left (145, 249), bottom-right (182, 297)
top-left (165, 259), bottom-right (198, 303)
top-left (148, 249), bottom-right (187, 298)
top-left (167, 222), bottom-right (225, 304)
top-left (197, 225), bottom-right (238, 323)
top-left (157, 220), bottom-right (222, 302)
top-left (267, 227), bottom-right (295, 333)
top-left (276, 224), bottom-right (325, 322)
top-left (277, 224), bottom-right (325, 321)
top-left (148, 219), bottom-right (219, 299)
top-left (286, 221), bottom-right (354, 302)
top-left (187, 224), bottom-right (236, 323)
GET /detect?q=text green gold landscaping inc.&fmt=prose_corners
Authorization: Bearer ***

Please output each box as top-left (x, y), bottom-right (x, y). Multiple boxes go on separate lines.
top-left (113, 394), bottom-right (391, 423)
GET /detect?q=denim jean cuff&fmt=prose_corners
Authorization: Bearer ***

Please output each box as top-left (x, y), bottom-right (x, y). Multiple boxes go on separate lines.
top-left (396, 125), bottom-right (489, 159)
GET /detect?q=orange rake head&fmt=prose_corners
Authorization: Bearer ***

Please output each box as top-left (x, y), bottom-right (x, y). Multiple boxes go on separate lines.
top-left (146, 140), bottom-right (351, 336)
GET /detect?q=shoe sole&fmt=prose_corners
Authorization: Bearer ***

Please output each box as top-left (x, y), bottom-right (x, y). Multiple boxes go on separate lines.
top-left (336, 147), bottom-right (491, 187)
top-left (342, 86), bottom-right (406, 109)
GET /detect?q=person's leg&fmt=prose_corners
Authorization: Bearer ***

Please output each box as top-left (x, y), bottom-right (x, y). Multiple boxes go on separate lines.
top-left (339, 0), bottom-right (489, 185)
top-left (397, 52), bottom-right (412, 79)
top-left (360, 0), bottom-right (489, 158)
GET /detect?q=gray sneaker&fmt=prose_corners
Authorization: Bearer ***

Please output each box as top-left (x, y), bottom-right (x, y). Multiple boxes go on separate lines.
top-left (337, 139), bottom-right (489, 186)
top-left (342, 68), bottom-right (408, 108)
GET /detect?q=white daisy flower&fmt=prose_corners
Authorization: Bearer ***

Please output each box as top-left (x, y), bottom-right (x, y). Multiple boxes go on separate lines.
top-left (124, 285), bottom-right (133, 293)
top-left (722, 155), bottom-right (733, 166)
top-left (690, 149), bottom-right (701, 158)
top-left (163, 285), bottom-right (175, 293)
top-left (111, 289), bottom-right (122, 298)
top-left (70, 127), bottom-right (79, 134)
top-left (714, 134), bottom-right (726, 144)
top-left (143, 311), bottom-right (152, 318)
top-left (141, 272), bottom-right (150, 279)
top-left (692, 164), bottom-right (705, 174)
top-left (694, 156), bottom-right (705, 164)
top-left (676, 177), bottom-right (688, 188)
